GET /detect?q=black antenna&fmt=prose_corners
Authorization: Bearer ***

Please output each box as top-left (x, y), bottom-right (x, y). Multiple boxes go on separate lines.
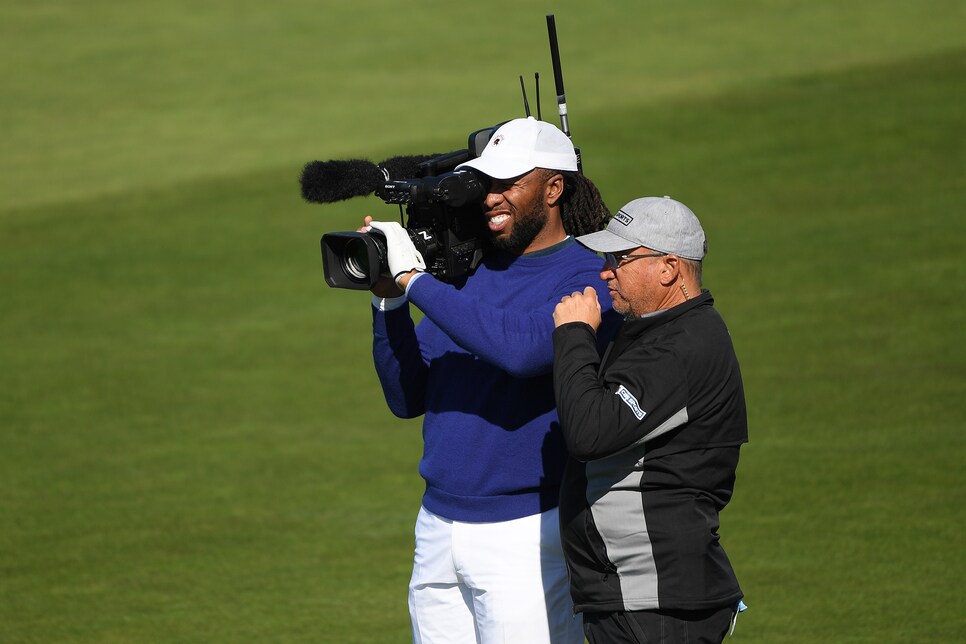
top-left (546, 14), bottom-right (581, 171)
top-left (535, 72), bottom-right (542, 120)
top-left (519, 75), bottom-right (531, 117)
top-left (546, 15), bottom-right (570, 136)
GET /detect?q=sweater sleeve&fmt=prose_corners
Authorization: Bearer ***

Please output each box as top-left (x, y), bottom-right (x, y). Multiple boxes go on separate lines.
top-left (407, 270), bottom-right (610, 379)
top-left (552, 322), bottom-right (689, 461)
top-left (372, 302), bottom-right (428, 418)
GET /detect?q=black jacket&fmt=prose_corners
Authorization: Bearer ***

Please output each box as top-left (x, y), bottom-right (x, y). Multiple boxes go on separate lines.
top-left (552, 291), bottom-right (747, 613)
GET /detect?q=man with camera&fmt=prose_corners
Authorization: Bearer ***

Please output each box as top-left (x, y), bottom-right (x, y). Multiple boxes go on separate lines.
top-left (364, 117), bottom-right (617, 643)
top-left (551, 196), bottom-right (748, 643)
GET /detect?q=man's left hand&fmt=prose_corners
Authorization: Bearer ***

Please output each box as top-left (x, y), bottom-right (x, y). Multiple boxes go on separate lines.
top-left (554, 286), bottom-right (602, 330)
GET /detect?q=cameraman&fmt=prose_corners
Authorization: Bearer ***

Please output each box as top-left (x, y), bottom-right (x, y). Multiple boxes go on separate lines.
top-left (364, 117), bottom-right (618, 643)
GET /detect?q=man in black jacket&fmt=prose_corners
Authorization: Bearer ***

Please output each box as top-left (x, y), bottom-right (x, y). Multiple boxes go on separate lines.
top-left (551, 196), bottom-right (748, 643)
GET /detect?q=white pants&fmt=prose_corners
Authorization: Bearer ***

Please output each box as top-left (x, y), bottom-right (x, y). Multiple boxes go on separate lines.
top-left (408, 505), bottom-right (583, 644)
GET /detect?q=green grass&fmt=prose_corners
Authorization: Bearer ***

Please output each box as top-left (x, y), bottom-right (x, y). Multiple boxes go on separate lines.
top-left (2, 1), bottom-right (965, 641)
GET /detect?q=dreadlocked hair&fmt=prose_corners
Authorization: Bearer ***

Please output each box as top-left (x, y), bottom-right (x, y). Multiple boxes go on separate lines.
top-left (556, 170), bottom-right (612, 236)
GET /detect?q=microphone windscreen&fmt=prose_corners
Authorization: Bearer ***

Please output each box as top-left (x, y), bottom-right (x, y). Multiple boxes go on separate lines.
top-left (300, 159), bottom-right (382, 203)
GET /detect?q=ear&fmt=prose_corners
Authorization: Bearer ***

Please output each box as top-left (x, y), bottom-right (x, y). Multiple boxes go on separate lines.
top-left (659, 255), bottom-right (681, 286)
top-left (545, 173), bottom-right (565, 208)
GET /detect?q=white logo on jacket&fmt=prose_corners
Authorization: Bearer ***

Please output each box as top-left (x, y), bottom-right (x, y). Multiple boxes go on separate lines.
top-left (615, 385), bottom-right (646, 420)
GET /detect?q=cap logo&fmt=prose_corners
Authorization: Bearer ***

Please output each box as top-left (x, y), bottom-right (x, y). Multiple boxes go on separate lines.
top-left (613, 210), bottom-right (633, 226)
top-left (491, 135), bottom-right (505, 147)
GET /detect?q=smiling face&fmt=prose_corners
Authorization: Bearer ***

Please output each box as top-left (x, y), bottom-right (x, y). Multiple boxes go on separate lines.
top-left (482, 169), bottom-right (565, 255)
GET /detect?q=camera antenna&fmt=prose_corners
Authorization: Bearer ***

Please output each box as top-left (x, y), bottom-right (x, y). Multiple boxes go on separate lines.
top-left (519, 75), bottom-right (531, 117)
top-left (535, 72), bottom-right (542, 121)
top-left (546, 14), bottom-right (581, 171)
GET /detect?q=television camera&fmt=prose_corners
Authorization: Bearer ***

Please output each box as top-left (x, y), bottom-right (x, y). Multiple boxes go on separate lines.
top-left (301, 15), bottom-right (577, 290)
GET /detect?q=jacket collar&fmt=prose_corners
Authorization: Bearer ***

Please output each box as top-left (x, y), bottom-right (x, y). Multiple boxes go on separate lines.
top-left (621, 290), bottom-right (713, 335)
top-left (600, 290), bottom-right (714, 373)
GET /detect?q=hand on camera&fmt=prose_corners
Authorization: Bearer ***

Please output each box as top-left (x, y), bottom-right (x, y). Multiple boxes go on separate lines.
top-left (357, 217), bottom-right (400, 297)
top-left (366, 220), bottom-right (426, 289)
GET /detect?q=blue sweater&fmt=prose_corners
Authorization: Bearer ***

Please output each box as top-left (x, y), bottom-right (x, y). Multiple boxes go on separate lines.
top-left (372, 239), bottom-right (615, 522)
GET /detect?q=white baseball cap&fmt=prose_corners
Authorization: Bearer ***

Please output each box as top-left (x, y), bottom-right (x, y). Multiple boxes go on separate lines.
top-left (577, 196), bottom-right (707, 261)
top-left (455, 117), bottom-right (578, 179)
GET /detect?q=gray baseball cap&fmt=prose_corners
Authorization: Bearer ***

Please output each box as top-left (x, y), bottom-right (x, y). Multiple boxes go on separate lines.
top-left (576, 196), bottom-right (707, 260)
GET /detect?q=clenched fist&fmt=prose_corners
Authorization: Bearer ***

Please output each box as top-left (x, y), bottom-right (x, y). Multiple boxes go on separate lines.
top-left (553, 286), bottom-right (601, 330)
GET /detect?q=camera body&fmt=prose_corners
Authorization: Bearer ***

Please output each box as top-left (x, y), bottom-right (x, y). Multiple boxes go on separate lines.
top-left (320, 125), bottom-right (502, 290)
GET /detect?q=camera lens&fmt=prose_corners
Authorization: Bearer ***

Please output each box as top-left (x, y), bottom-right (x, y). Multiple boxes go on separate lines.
top-left (343, 237), bottom-right (371, 280)
top-left (340, 233), bottom-right (388, 283)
